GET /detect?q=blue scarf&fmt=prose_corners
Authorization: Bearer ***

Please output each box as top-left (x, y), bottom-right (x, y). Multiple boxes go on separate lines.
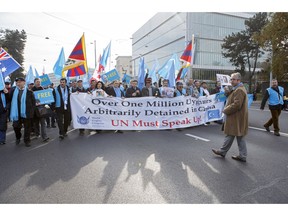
top-left (113, 87), bottom-right (121, 98)
top-left (10, 87), bottom-right (27, 121)
top-left (55, 86), bottom-right (68, 108)
top-left (55, 88), bottom-right (61, 107)
top-left (1, 92), bottom-right (6, 109)
top-left (232, 82), bottom-right (243, 91)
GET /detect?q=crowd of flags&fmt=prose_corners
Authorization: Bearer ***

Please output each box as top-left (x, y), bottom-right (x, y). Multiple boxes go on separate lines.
top-left (1, 33), bottom-right (196, 90)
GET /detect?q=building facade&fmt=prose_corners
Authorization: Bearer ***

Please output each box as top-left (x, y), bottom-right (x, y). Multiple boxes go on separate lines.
top-left (115, 56), bottom-right (132, 80)
top-left (131, 12), bottom-right (256, 81)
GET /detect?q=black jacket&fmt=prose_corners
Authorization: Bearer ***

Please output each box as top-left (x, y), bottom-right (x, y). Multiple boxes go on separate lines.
top-left (52, 85), bottom-right (71, 113)
top-left (105, 86), bottom-right (125, 97)
top-left (125, 87), bottom-right (142, 98)
top-left (9, 87), bottom-right (36, 119)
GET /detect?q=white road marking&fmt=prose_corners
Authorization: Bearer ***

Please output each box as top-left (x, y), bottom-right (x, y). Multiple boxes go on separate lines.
top-left (249, 126), bottom-right (288, 137)
top-left (185, 133), bottom-right (210, 142)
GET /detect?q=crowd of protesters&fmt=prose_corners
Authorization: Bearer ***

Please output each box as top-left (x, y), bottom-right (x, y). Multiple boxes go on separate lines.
top-left (0, 76), bottom-right (216, 146)
top-left (0, 73), bottom-right (285, 163)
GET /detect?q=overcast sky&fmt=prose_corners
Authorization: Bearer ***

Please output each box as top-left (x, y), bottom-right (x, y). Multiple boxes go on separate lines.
top-left (1, 0), bottom-right (286, 75)
top-left (0, 12), bottom-right (156, 73)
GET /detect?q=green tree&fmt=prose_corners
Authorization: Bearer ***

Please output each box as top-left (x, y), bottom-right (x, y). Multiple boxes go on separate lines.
top-left (0, 29), bottom-right (27, 82)
top-left (254, 12), bottom-right (288, 80)
top-left (221, 12), bottom-right (268, 93)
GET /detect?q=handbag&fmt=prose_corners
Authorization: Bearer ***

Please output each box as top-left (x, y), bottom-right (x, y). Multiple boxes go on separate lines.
top-left (36, 106), bottom-right (47, 117)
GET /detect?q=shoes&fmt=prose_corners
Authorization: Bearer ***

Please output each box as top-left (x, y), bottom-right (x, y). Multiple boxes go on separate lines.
top-left (212, 149), bottom-right (225, 158)
top-left (15, 139), bottom-right (20, 145)
top-left (231, 155), bottom-right (246, 162)
top-left (51, 125), bottom-right (56, 128)
top-left (25, 142), bottom-right (31, 147)
top-left (274, 132), bottom-right (280, 136)
top-left (47, 125), bottom-right (51, 128)
top-left (264, 126), bottom-right (270, 132)
top-left (115, 130), bottom-right (123, 134)
top-left (59, 135), bottom-right (64, 140)
top-left (64, 133), bottom-right (68, 137)
top-left (35, 135), bottom-right (41, 139)
top-left (43, 137), bottom-right (49, 142)
top-left (0, 142), bottom-right (5, 145)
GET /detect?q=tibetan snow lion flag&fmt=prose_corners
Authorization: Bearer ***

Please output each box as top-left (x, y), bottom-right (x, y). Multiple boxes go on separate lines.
top-left (62, 34), bottom-right (88, 77)
top-left (180, 40), bottom-right (193, 64)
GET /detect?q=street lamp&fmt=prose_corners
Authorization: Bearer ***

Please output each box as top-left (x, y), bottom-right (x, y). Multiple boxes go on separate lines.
top-left (90, 40), bottom-right (97, 69)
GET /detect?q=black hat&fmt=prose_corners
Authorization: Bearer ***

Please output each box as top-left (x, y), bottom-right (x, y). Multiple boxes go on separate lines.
top-left (15, 77), bottom-right (25, 82)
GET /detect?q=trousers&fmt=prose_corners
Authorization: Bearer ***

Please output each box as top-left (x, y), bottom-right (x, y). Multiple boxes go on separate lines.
top-left (220, 135), bottom-right (247, 159)
top-left (264, 108), bottom-right (282, 133)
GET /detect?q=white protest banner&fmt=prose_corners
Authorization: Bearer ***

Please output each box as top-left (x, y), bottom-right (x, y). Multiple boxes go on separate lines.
top-left (70, 93), bottom-right (224, 130)
top-left (216, 74), bottom-right (231, 86)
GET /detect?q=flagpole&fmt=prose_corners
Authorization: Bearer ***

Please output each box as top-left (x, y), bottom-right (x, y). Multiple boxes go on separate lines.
top-left (94, 40), bottom-right (97, 70)
top-left (190, 34), bottom-right (195, 80)
top-left (109, 40), bottom-right (112, 71)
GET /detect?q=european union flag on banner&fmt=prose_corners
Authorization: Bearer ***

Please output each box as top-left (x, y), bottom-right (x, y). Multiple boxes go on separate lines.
top-left (0, 47), bottom-right (21, 78)
top-left (208, 109), bottom-right (220, 120)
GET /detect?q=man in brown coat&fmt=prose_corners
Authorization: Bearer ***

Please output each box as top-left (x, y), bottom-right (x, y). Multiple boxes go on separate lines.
top-left (212, 72), bottom-right (248, 162)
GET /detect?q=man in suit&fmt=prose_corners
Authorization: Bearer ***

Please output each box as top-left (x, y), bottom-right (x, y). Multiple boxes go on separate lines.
top-left (53, 78), bottom-right (71, 140)
top-left (10, 77), bottom-right (36, 147)
top-left (105, 80), bottom-right (125, 98)
top-left (105, 80), bottom-right (125, 133)
top-left (141, 77), bottom-right (160, 97)
top-left (125, 79), bottom-right (142, 98)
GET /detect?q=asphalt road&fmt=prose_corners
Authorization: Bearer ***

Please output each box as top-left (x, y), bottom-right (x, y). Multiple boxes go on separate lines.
top-left (0, 103), bottom-right (287, 204)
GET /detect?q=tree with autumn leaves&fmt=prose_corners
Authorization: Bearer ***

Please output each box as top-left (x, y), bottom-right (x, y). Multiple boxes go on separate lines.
top-left (254, 12), bottom-right (288, 81)
top-left (222, 12), bottom-right (288, 93)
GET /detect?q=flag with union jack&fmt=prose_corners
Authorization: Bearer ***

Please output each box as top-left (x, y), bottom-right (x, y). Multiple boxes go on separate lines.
top-left (0, 47), bottom-right (21, 78)
top-left (62, 34), bottom-right (88, 77)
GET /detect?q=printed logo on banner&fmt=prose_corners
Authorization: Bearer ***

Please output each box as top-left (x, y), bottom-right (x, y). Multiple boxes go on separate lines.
top-left (77, 116), bottom-right (90, 125)
top-left (208, 109), bottom-right (220, 120)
